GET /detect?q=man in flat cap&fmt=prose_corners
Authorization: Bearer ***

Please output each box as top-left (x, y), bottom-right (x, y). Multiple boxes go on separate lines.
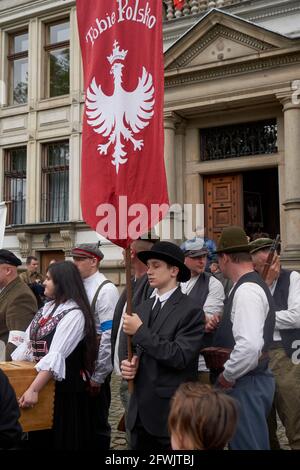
top-left (180, 238), bottom-right (225, 384)
top-left (72, 243), bottom-right (119, 449)
top-left (250, 238), bottom-right (300, 450)
top-left (211, 226), bottom-right (275, 450)
top-left (0, 250), bottom-right (37, 360)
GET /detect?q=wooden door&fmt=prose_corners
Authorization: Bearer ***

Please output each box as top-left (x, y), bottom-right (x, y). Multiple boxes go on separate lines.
top-left (40, 251), bottom-right (65, 275)
top-left (204, 174), bottom-right (243, 243)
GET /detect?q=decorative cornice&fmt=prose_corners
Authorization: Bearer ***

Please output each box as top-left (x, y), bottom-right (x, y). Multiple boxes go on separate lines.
top-left (165, 51), bottom-right (300, 88)
top-left (241, 3), bottom-right (300, 23)
top-left (0, 0), bottom-right (74, 25)
top-left (168, 24), bottom-right (276, 70)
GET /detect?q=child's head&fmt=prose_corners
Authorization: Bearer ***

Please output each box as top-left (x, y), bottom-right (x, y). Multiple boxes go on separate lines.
top-left (169, 383), bottom-right (238, 450)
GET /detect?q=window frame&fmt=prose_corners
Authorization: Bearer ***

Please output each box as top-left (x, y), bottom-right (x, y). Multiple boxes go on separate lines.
top-left (7, 29), bottom-right (29, 105)
top-left (3, 146), bottom-right (27, 226)
top-left (40, 141), bottom-right (70, 223)
top-left (44, 18), bottom-right (70, 98)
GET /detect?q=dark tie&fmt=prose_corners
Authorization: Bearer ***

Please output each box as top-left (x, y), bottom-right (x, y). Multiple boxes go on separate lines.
top-left (149, 299), bottom-right (161, 327)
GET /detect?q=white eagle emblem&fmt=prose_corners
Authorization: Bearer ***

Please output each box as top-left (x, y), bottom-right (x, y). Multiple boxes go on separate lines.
top-left (85, 41), bottom-right (155, 173)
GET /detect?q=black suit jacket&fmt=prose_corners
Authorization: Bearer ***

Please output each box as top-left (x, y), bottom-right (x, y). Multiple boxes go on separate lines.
top-left (127, 287), bottom-right (205, 437)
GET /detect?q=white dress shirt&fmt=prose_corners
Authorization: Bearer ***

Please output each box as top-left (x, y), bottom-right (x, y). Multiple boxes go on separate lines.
top-left (269, 270), bottom-right (300, 341)
top-left (84, 271), bottom-right (119, 384)
top-left (223, 282), bottom-right (269, 383)
top-left (150, 286), bottom-right (178, 307)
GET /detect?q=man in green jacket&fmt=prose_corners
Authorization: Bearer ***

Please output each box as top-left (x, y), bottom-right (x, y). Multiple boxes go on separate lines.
top-left (0, 250), bottom-right (37, 360)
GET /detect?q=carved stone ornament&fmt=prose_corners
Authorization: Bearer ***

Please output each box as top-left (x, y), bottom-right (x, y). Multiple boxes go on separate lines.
top-left (17, 232), bottom-right (32, 259)
top-left (60, 230), bottom-right (75, 257)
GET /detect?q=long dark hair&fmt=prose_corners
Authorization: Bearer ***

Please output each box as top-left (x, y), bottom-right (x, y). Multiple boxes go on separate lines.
top-left (47, 261), bottom-right (97, 374)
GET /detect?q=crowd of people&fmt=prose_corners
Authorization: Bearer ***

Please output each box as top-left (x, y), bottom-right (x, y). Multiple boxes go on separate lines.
top-left (0, 225), bottom-right (299, 451)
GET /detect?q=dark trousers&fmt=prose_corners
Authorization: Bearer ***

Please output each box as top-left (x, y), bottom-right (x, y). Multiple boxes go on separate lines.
top-left (227, 370), bottom-right (275, 450)
top-left (131, 414), bottom-right (171, 451)
top-left (89, 376), bottom-right (111, 450)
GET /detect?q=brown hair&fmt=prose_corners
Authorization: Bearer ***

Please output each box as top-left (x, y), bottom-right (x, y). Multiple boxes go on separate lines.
top-left (227, 252), bottom-right (252, 263)
top-left (169, 383), bottom-right (238, 450)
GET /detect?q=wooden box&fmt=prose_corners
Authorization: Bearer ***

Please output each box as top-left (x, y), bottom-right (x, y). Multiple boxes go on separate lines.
top-left (0, 361), bottom-right (55, 432)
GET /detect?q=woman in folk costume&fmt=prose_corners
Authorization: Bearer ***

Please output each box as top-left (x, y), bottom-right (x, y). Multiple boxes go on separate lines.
top-left (12, 261), bottom-right (97, 450)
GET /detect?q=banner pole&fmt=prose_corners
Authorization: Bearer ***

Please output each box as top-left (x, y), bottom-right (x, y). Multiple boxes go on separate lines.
top-left (125, 246), bottom-right (134, 393)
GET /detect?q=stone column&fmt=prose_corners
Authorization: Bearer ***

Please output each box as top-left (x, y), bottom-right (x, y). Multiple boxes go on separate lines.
top-left (164, 112), bottom-right (178, 205)
top-left (184, 128), bottom-right (202, 240)
top-left (278, 94), bottom-right (300, 266)
top-left (69, 7), bottom-right (82, 223)
top-left (162, 112), bottom-right (180, 242)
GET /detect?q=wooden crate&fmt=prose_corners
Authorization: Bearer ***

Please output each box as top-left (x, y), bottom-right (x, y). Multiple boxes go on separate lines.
top-left (0, 361), bottom-right (55, 432)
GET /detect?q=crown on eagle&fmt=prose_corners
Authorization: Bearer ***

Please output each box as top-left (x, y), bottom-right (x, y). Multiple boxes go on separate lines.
top-left (107, 40), bottom-right (128, 65)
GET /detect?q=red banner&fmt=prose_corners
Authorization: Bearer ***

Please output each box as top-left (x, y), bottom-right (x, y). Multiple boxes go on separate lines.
top-left (76, 0), bottom-right (169, 248)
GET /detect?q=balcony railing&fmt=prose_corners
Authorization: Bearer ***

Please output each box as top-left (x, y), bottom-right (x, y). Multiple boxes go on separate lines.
top-left (163, 0), bottom-right (244, 21)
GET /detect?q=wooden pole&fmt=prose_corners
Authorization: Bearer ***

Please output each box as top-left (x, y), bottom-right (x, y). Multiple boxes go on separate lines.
top-left (125, 246), bottom-right (134, 393)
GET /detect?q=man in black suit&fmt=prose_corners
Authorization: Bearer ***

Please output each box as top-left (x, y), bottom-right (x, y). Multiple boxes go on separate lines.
top-left (121, 241), bottom-right (205, 451)
top-left (111, 238), bottom-right (155, 447)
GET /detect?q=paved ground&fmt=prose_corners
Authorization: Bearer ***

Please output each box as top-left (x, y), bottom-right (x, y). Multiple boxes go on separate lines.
top-left (109, 373), bottom-right (127, 450)
top-left (109, 373), bottom-right (290, 450)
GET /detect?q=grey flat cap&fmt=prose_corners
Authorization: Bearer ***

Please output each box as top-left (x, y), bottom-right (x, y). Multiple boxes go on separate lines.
top-left (71, 243), bottom-right (104, 260)
top-left (181, 238), bottom-right (209, 258)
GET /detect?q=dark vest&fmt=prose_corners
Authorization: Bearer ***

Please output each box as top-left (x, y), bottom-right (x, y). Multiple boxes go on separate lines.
top-left (187, 272), bottom-right (211, 348)
top-left (213, 271), bottom-right (275, 374)
top-left (273, 269), bottom-right (300, 358)
top-left (188, 272), bottom-right (211, 309)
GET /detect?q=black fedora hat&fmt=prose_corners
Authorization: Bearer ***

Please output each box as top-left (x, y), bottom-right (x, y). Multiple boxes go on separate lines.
top-left (137, 241), bottom-right (191, 282)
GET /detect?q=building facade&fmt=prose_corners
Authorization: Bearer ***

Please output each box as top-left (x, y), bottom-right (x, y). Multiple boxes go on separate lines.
top-left (0, 0), bottom-right (300, 273)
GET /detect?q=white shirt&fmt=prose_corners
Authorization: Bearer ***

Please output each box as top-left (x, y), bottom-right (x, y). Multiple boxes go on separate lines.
top-left (114, 300), bottom-right (127, 376)
top-left (223, 282), bottom-right (269, 383)
top-left (269, 271), bottom-right (300, 341)
top-left (181, 275), bottom-right (225, 371)
top-left (150, 286), bottom-right (178, 307)
top-left (11, 300), bottom-right (85, 381)
top-left (84, 271), bottom-right (119, 383)
top-left (181, 275), bottom-right (224, 315)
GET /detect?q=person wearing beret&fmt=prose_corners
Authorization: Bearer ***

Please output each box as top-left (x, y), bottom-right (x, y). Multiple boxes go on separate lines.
top-left (0, 249), bottom-right (37, 360)
top-left (212, 226), bottom-right (275, 450)
top-left (250, 238), bottom-right (300, 450)
top-left (72, 243), bottom-right (119, 450)
top-left (121, 241), bottom-right (205, 451)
